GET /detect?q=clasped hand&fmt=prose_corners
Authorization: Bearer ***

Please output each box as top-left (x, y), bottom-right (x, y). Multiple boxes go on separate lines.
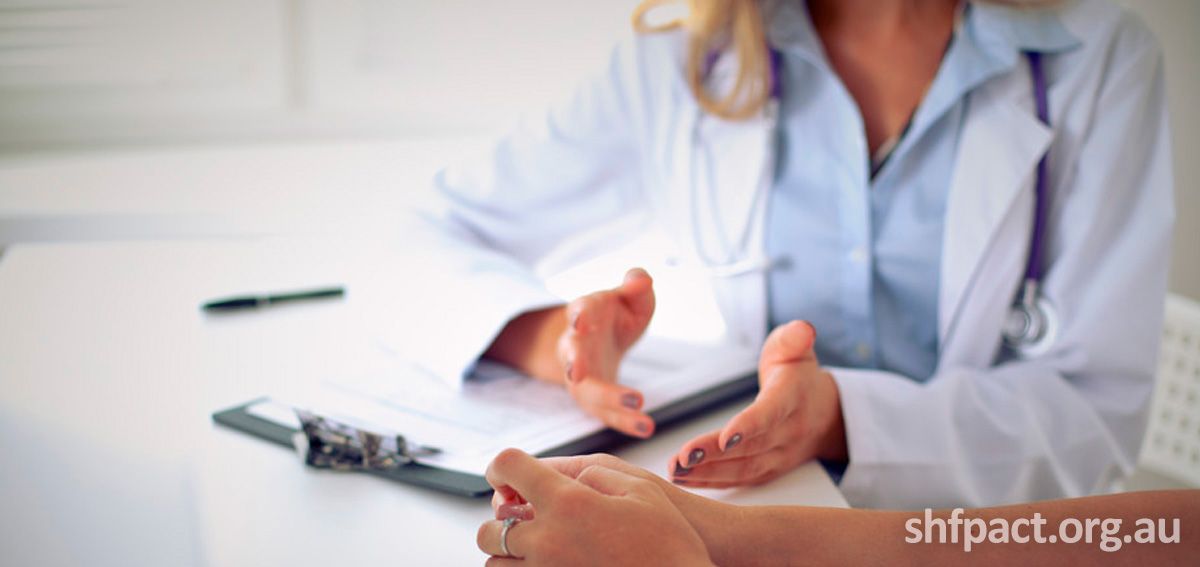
top-left (477, 449), bottom-right (716, 566)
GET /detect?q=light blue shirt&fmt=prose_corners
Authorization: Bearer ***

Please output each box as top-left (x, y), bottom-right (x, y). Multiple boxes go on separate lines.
top-left (765, 3), bottom-right (1019, 380)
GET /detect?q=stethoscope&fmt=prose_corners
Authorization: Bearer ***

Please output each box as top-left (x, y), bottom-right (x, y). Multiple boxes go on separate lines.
top-left (1001, 50), bottom-right (1057, 356)
top-left (689, 48), bottom-right (1057, 356)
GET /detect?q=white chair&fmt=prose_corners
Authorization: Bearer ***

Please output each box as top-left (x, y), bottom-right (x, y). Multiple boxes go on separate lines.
top-left (1129, 293), bottom-right (1200, 489)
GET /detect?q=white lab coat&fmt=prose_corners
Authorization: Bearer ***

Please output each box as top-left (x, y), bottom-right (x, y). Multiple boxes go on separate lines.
top-left (395, 0), bottom-right (1174, 508)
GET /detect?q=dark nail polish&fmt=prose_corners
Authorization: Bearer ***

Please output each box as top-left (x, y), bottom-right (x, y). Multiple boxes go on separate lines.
top-left (635, 421), bottom-right (650, 434)
top-left (725, 433), bottom-right (743, 451)
top-left (674, 464), bottom-right (692, 477)
top-left (621, 393), bottom-right (640, 409)
top-left (687, 449), bottom-right (705, 467)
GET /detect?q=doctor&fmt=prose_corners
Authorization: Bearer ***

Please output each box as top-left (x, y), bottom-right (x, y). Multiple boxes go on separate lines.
top-left (403, 0), bottom-right (1173, 507)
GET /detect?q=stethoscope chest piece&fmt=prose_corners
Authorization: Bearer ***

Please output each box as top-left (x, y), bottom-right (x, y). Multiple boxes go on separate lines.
top-left (1002, 281), bottom-right (1059, 358)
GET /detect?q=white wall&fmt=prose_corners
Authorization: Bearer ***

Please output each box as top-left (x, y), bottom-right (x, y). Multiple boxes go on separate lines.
top-left (0, 0), bottom-right (641, 148)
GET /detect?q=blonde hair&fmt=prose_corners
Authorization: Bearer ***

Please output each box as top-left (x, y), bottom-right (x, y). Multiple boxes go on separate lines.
top-left (632, 0), bottom-right (771, 121)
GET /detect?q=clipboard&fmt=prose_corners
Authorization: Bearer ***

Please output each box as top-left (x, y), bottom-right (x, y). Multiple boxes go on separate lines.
top-left (212, 371), bottom-right (757, 498)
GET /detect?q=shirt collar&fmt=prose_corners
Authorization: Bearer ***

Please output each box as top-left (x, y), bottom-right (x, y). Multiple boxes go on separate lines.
top-left (967, 1), bottom-right (1082, 64)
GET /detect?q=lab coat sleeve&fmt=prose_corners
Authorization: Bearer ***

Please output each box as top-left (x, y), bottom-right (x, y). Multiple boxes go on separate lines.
top-left (833, 22), bottom-right (1174, 508)
top-left (389, 37), bottom-right (654, 387)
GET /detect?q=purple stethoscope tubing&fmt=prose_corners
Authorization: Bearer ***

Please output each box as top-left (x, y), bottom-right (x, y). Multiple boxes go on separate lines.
top-left (1004, 50), bottom-right (1056, 352)
top-left (1025, 51), bottom-right (1051, 285)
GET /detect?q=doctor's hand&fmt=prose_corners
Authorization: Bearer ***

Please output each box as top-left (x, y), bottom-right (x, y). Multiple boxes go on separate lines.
top-left (559, 268), bottom-right (657, 438)
top-left (477, 449), bottom-right (714, 567)
top-left (669, 321), bottom-right (847, 488)
top-left (483, 268), bottom-right (656, 439)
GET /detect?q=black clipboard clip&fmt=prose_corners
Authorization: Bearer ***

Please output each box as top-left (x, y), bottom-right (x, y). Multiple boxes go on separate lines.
top-left (292, 409), bottom-right (440, 471)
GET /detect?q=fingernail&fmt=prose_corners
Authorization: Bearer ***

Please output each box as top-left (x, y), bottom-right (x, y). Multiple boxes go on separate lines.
top-left (621, 393), bottom-right (640, 409)
top-left (569, 311), bottom-right (580, 331)
top-left (498, 503), bottom-right (533, 521)
top-left (687, 449), bottom-right (705, 467)
top-left (636, 421), bottom-right (650, 435)
top-left (672, 478), bottom-right (689, 485)
top-left (674, 464), bottom-right (692, 477)
top-left (724, 433), bottom-right (743, 451)
top-left (565, 361), bottom-right (575, 383)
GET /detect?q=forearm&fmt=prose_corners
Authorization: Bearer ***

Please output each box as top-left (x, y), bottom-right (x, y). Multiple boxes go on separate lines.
top-left (896, 491), bottom-right (1200, 566)
top-left (687, 491), bottom-right (1199, 566)
top-left (483, 306), bottom-right (567, 383)
top-left (686, 504), bottom-right (883, 567)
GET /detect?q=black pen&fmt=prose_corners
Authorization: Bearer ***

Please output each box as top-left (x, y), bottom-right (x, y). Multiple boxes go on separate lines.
top-left (202, 286), bottom-right (345, 312)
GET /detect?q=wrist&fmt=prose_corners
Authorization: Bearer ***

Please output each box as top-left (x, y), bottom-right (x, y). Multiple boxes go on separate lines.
top-left (670, 489), bottom-right (746, 566)
top-left (816, 370), bottom-right (848, 462)
top-left (483, 306), bottom-right (568, 382)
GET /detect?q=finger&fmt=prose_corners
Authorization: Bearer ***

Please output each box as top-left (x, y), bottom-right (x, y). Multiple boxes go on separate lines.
top-left (486, 448), bottom-right (570, 508)
top-left (672, 448), bottom-right (793, 485)
top-left (672, 434), bottom-right (775, 481)
top-left (570, 376), bottom-right (644, 410)
top-left (675, 474), bottom-right (789, 489)
top-left (716, 383), bottom-right (796, 450)
top-left (492, 484), bottom-right (525, 511)
top-left (575, 464), bottom-right (640, 497)
top-left (485, 558), bottom-right (523, 567)
top-left (476, 518), bottom-right (533, 559)
top-left (671, 430), bottom-right (722, 472)
top-left (616, 268), bottom-right (655, 318)
top-left (558, 332), bottom-right (608, 385)
top-left (557, 331), bottom-right (579, 384)
top-left (485, 558), bottom-right (524, 567)
top-left (759, 320), bottom-right (817, 372)
top-left (571, 379), bottom-right (654, 438)
top-left (672, 477), bottom-right (757, 490)
top-left (497, 503), bottom-right (535, 521)
top-left (567, 294), bottom-right (603, 336)
top-left (539, 453), bottom-right (629, 480)
top-left (558, 312), bottom-right (622, 386)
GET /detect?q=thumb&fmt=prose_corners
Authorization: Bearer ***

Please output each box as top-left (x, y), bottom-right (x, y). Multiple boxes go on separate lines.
top-left (575, 464), bottom-right (638, 497)
top-left (760, 320), bottom-right (817, 371)
top-left (617, 268), bottom-right (655, 319)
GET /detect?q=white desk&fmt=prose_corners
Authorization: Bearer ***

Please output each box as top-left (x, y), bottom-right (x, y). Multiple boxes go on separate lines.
top-left (0, 238), bottom-right (845, 567)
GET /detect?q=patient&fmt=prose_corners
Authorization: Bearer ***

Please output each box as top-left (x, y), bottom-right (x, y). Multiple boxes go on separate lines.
top-left (476, 449), bottom-right (1199, 565)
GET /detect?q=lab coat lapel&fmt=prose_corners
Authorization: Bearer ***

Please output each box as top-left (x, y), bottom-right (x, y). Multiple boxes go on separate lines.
top-left (667, 50), bottom-right (773, 348)
top-left (694, 109), bottom-right (773, 348)
top-left (688, 49), bottom-right (773, 265)
top-left (938, 81), bottom-right (1052, 366)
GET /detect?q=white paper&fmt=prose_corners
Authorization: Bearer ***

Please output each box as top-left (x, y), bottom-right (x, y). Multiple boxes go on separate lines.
top-left (249, 337), bottom-right (756, 476)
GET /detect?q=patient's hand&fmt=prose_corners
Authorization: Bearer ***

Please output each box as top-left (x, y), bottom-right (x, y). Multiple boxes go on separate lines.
top-left (669, 320), bottom-right (846, 488)
top-left (478, 449), bottom-right (713, 566)
top-left (490, 452), bottom-right (744, 566)
top-left (558, 268), bottom-right (657, 438)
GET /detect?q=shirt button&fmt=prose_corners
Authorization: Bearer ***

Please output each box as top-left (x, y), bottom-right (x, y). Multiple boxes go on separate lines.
top-left (855, 342), bottom-right (872, 360)
top-left (849, 246), bottom-right (868, 264)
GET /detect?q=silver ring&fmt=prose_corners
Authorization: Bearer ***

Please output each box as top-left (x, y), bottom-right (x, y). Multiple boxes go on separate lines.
top-left (500, 516), bottom-right (521, 558)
